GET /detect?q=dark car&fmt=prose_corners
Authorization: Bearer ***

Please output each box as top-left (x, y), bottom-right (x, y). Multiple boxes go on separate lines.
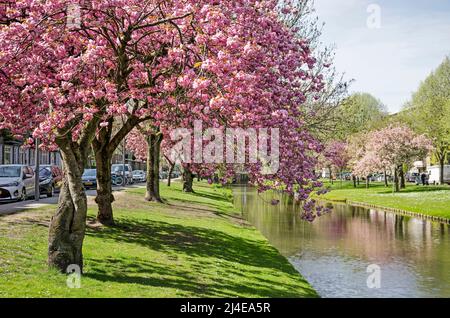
top-left (82, 169), bottom-right (97, 189)
top-left (39, 167), bottom-right (55, 198)
top-left (40, 165), bottom-right (63, 192)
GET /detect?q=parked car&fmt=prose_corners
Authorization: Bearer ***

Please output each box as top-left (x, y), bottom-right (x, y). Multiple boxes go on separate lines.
top-left (112, 164), bottom-right (134, 185)
top-left (428, 165), bottom-right (450, 185)
top-left (39, 167), bottom-right (55, 198)
top-left (406, 172), bottom-right (419, 183)
top-left (132, 170), bottom-right (146, 183)
top-left (82, 169), bottom-right (97, 189)
top-left (0, 165), bottom-right (36, 202)
top-left (159, 171), bottom-right (168, 180)
top-left (40, 165), bottom-right (63, 192)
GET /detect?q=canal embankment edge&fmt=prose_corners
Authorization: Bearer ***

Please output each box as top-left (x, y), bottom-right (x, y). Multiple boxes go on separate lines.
top-left (326, 199), bottom-right (450, 225)
top-left (228, 185), bottom-right (320, 297)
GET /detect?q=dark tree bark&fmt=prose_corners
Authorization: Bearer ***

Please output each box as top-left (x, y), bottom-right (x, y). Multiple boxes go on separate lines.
top-left (93, 120), bottom-right (115, 226)
top-left (352, 175), bottom-right (357, 188)
top-left (183, 166), bottom-right (194, 193)
top-left (94, 151), bottom-right (114, 225)
top-left (365, 175), bottom-right (370, 189)
top-left (164, 154), bottom-right (175, 187)
top-left (438, 150), bottom-right (446, 185)
top-left (145, 133), bottom-right (163, 202)
top-left (393, 167), bottom-right (400, 193)
top-left (399, 166), bottom-right (406, 189)
top-left (48, 117), bottom-right (99, 272)
top-left (384, 170), bottom-right (389, 187)
top-left (93, 115), bottom-right (145, 225)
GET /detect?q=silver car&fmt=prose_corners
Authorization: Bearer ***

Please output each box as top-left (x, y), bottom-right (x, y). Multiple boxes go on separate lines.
top-left (132, 170), bottom-right (146, 183)
top-left (0, 165), bottom-right (36, 202)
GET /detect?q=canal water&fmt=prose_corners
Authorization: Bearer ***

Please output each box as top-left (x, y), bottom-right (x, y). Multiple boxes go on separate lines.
top-left (232, 186), bottom-right (450, 298)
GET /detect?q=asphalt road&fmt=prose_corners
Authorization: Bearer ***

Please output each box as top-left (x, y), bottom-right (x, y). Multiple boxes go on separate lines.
top-left (0, 189), bottom-right (98, 216)
top-left (0, 184), bottom-right (147, 216)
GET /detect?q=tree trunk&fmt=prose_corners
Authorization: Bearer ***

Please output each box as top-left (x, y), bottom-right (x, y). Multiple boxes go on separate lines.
top-left (393, 167), bottom-right (400, 193)
top-left (357, 177), bottom-right (360, 186)
top-left (399, 166), bottom-right (406, 189)
top-left (145, 134), bottom-right (163, 202)
top-left (94, 143), bottom-right (115, 226)
top-left (365, 175), bottom-right (370, 189)
top-left (352, 175), bottom-right (357, 188)
top-left (329, 167), bottom-right (333, 185)
top-left (439, 156), bottom-right (445, 185)
top-left (384, 170), bottom-right (389, 187)
top-left (48, 140), bottom-right (88, 272)
top-left (183, 166), bottom-right (194, 193)
top-left (92, 116), bottom-right (143, 224)
top-left (167, 162), bottom-right (175, 187)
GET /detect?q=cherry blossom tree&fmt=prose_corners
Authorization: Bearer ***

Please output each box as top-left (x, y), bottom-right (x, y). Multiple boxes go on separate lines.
top-left (126, 125), bottom-right (165, 202)
top-left (0, 0), bottom-right (212, 269)
top-left (0, 0), bottom-right (330, 271)
top-left (90, 0), bottom-right (333, 223)
top-left (352, 125), bottom-right (433, 192)
top-left (123, 0), bottom-right (330, 216)
top-left (320, 141), bottom-right (350, 184)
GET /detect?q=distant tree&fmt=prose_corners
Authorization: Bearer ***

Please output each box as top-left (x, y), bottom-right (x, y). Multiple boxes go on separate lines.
top-left (280, 0), bottom-right (350, 142)
top-left (346, 132), bottom-right (371, 187)
top-left (319, 141), bottom-right (350, 185)
top-left (353, 125), bottom-right (432, 192)
top-left (404, 57), bottom-right (450, 184)
top-left (337, 93), bottom-right (388, 138)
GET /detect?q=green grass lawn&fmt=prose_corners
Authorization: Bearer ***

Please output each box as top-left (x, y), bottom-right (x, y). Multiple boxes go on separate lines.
top-left (319, 180), bottom-right (450, 219)
top-left (0, 181), bottom-right (317, 298)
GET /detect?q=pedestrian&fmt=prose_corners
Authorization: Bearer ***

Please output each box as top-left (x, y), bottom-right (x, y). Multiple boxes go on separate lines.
top-left (421, 173), bottom-right (426, 186)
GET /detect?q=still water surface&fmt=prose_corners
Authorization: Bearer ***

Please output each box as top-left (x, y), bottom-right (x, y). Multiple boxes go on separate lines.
top-left (232, 186), bottom-right (450, 298)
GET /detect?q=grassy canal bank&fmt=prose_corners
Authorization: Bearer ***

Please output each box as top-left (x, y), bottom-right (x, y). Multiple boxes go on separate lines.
top-left (0, 182), bottom-right (317, 298)
top-left (319, 181), bottom-right (450, 220)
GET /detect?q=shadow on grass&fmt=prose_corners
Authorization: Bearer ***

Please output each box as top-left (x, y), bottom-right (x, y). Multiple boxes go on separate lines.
top-left (82, 183), bottom-right (317, 297)
top-left (87, 218), bottom-right (290, 272)
top-left (84, 256), bottom-right (314, 297)
top-left (84, 217), bottom-right (316, 297)
top-left (162, 186), bottom-right (234, 213)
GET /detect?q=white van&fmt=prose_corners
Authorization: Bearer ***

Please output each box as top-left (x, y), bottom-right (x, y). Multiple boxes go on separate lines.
top-left (427, 165), bottom-right (450, 185)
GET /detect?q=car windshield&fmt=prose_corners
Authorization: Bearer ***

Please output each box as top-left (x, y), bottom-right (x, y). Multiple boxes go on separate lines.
top-left (39, 168), bottom-right (52, 178)
top-left (113, 166), bottom-right (129, 172)
top-left (0, 166), bottom-right (21, 178)
top-left (83, 170), bottom-right (96, 177)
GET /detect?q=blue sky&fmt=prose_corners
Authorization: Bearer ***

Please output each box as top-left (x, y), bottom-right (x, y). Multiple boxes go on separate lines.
top-left (314, 0), bottom-right (450, 113)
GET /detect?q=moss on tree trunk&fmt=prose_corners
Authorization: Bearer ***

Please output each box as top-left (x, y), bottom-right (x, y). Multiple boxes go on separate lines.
top-left (48, 138), bottom-right (89, 272)
top-left (145, 133), bottom-right (163, 202)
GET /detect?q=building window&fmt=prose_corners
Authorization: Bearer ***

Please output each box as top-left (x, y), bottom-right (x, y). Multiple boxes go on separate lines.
top-left (19, 148), bottom-right (24, 164)
top-left (4, 146), bottom-right (12, 164)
